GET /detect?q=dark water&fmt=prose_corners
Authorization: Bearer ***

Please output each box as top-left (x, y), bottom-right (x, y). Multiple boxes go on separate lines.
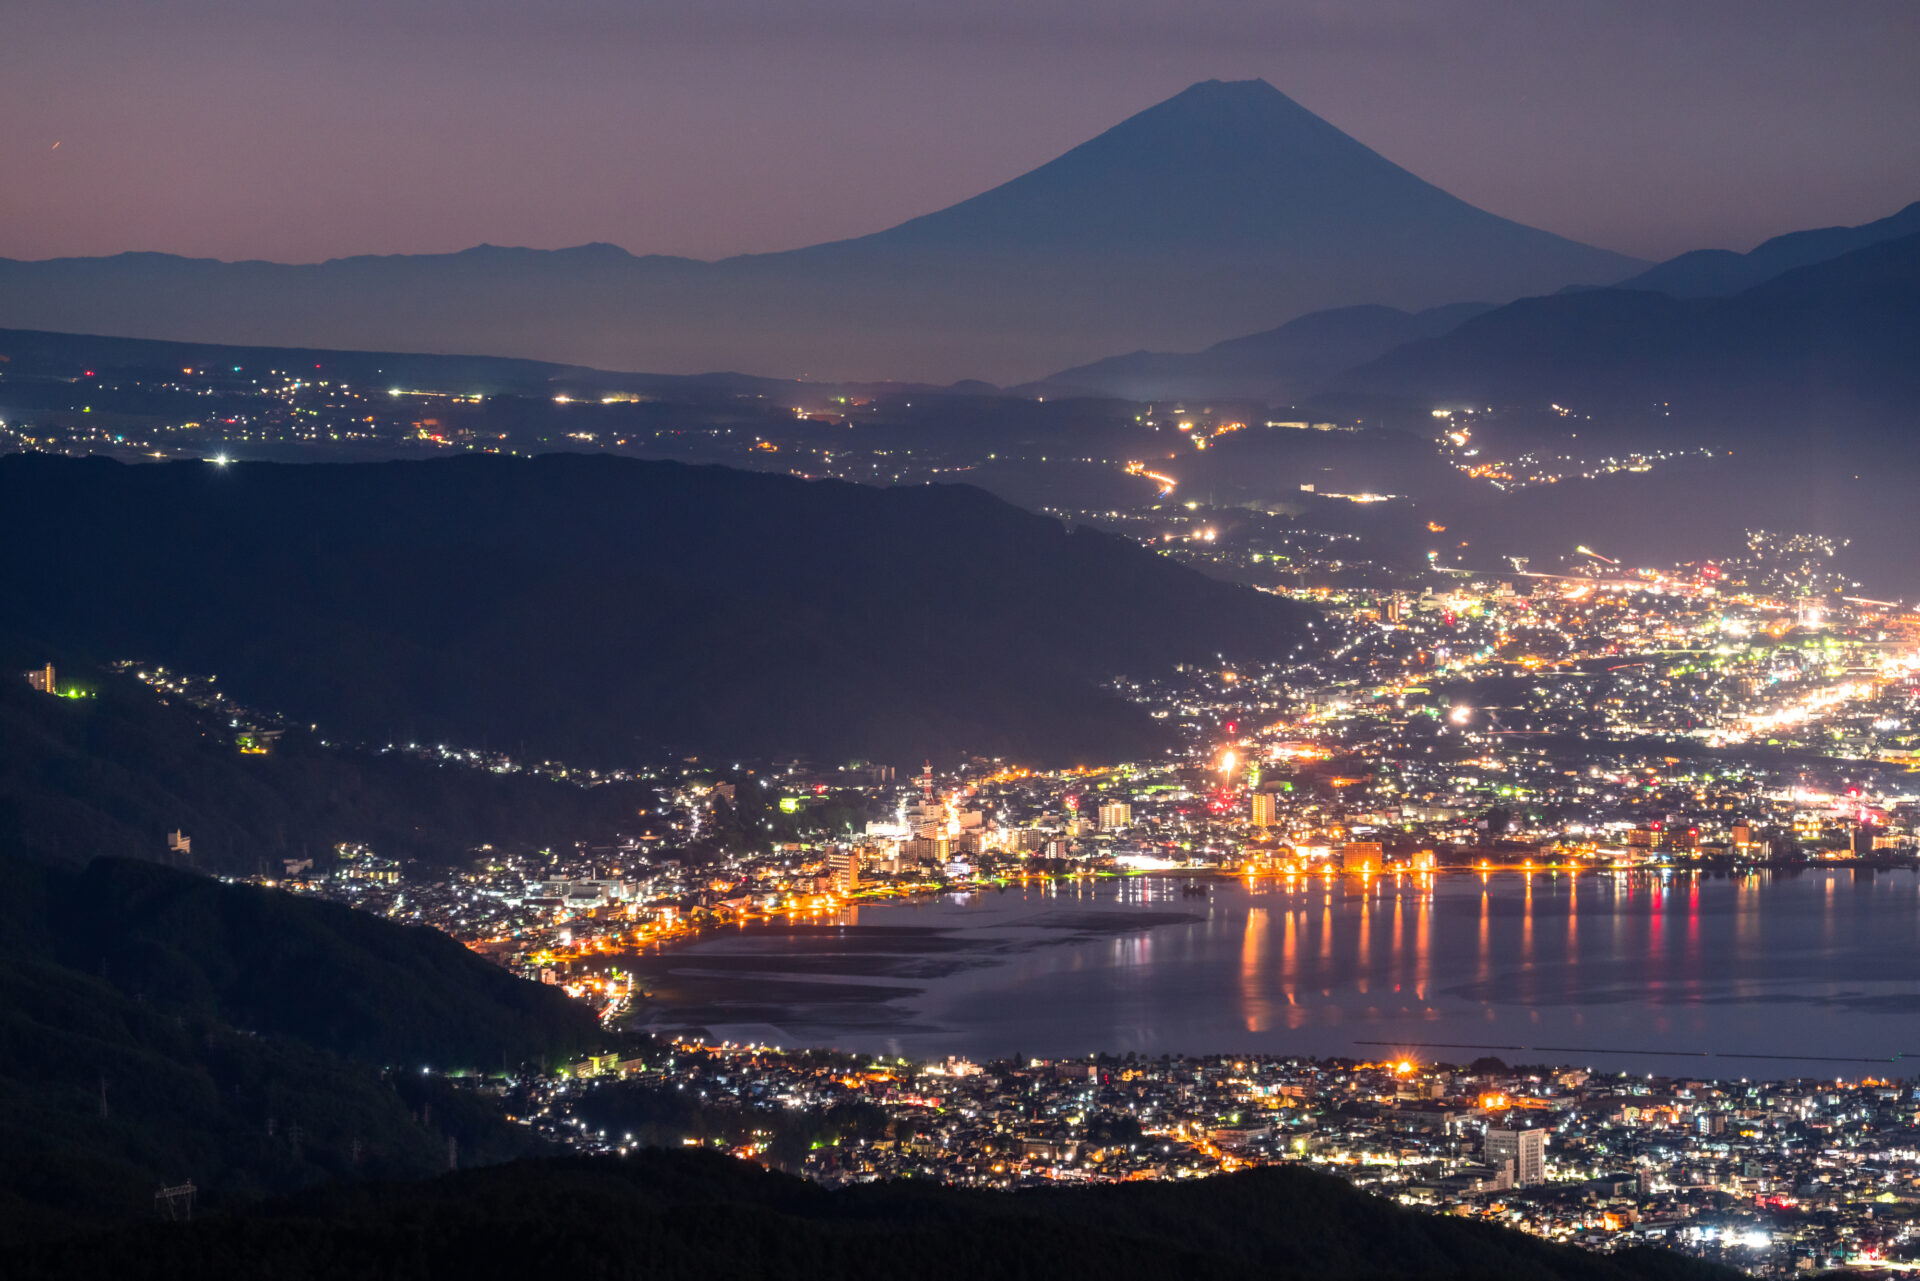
top-left (625, 869), bottom-right (1920, 1078)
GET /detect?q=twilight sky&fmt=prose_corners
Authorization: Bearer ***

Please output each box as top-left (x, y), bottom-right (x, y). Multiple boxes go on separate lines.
top-left (3, 0), bottom-right (1916, 266)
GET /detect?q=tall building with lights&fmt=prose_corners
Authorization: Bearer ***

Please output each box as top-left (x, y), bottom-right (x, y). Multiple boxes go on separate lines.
top-left (1250, 792), bottom-right (1276, 828)
top-left (1484, 1127), bottom-right (1545, 1187)
top-left (826, 848), bottom-right (861, 893)
top-left (906, 761), bottom-right (946, 839)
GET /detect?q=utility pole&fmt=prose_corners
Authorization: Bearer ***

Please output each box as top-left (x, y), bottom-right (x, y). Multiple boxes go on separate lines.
top-left (154, 1181), bottom-right (196, 1221)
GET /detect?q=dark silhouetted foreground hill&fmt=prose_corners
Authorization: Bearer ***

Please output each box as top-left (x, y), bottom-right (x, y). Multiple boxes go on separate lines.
top-left (0, 855), bottom-right (594, 1075)
top-left (0, 81), bottom-right (1637, 382)
top-left (13, 1149), bottom-right (1737, 1281)
top-left (0, 854), bottom-right (594, 1238)
top-left (0, 453), bottom-right (1313, 767)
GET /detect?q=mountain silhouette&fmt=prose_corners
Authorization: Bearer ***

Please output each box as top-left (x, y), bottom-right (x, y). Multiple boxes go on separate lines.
top-left (1607, 200), bottom-right (1920, 298)
top-left (1340, 230), bottom-right (1920, 431)
top-left (0, 453), bottom-right (1313, 767)
top-left (0, 81), bottom-right (1638, 383)
top-left (1041, 301), bottom-right (1494, 402)
top-left (1038, 196), bottom-right (1920, 403)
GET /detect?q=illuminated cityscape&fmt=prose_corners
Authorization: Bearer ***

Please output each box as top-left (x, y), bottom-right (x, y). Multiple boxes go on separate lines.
top-left (91, 545), bottom-right (1898, 1276)
top-left (4, 12), bottom-right (1918, 1272)
top-left (13, 360), bottom-right (1920, 1276)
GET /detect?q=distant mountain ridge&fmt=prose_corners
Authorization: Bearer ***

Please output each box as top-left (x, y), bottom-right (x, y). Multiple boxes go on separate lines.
top-left (0, 80), bottom-right (1638, 383)
top-left (1041, 198), bottom-right (1920, 408)
top-left (1338, 230), bottom-right (1920, 426)
top-left (1041, 302), bottom-right (1495, 402)
top-left (1607, 200), bottom-right (1920, 298)
top-left (0, 324), bottom-right (797, 400)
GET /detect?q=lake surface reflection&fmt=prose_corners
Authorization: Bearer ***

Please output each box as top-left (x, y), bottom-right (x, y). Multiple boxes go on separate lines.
top-left (625, 868), bottom-right (1920, 1076)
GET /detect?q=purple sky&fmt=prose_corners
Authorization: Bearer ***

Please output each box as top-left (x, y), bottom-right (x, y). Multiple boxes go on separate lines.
top-left (4, 0), bottom-right (1916, 266)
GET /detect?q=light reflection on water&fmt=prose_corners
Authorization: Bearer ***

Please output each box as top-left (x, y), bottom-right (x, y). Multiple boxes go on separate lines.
top-left (630, 868), bottom-right (1920, 1077)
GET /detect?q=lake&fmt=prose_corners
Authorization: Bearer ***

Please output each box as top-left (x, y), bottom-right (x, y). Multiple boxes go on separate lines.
top-left (622, 868), bottom-right (1920, 1078)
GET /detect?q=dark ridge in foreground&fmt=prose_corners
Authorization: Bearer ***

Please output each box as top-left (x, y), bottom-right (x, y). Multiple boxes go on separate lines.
top-left (14, 1148), bottom-right (1737, 1281)
top-left (0, 453), bottom-right (1313, 767)
top-left (0, 854), bottom-right (595, 1076)
top-left (0, 853), bottom-right (595, 1237)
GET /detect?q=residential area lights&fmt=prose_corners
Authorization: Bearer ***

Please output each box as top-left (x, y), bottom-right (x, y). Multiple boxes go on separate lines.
top-left (498, 1038), bottom-right (1920, 1274)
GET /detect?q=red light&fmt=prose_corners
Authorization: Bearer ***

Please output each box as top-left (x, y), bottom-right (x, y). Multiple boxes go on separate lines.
top-left (1225, 722), bottom-right (1237, 734)
top-left (83, 370), bottom-right (94, 377)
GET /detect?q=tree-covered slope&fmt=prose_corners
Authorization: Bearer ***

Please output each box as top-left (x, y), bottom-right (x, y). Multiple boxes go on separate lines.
top-left (12, 1149), bottom-right (1739, 1281)
top-left (0, 854), bottom-right (598, 1238)
top-left (0, 642), bottom-right (658, 873)
top-left (0, 855), bottom-right (596, 1069)
top-left (0, 453), bottom-right (1314, 767)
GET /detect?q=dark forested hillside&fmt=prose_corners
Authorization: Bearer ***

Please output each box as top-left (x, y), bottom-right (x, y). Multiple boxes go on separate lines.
top-left (0, 855), bottom-right (595, 1074)
top-left (0, 855), bottom-right (596, 1238)
top-left (0, 642), bottom-right (658, 873)
top-left (12, 1149), bottom-right (1739, 1281)
top-left (0, 453), bottom-right (1312, 767)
